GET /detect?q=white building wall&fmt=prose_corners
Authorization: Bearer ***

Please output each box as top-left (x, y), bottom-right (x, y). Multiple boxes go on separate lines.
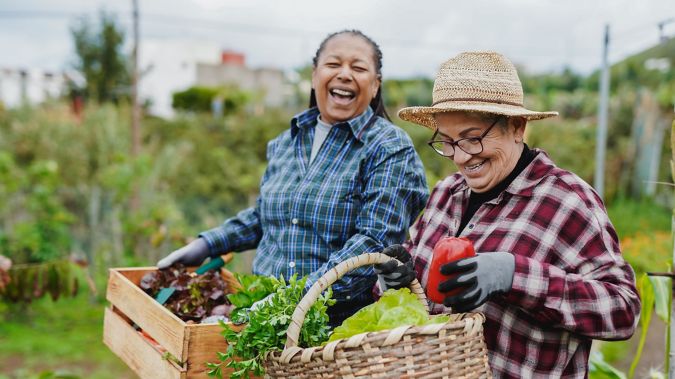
top-left (139, 39), bottom-right (221, 118)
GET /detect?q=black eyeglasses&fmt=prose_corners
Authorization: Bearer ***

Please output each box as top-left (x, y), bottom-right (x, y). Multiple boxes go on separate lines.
top-left (427, 116), bottom-right (502, 158)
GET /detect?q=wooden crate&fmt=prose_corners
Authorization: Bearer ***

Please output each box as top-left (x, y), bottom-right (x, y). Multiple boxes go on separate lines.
top-left (103, 267), bottom-right (242, 379)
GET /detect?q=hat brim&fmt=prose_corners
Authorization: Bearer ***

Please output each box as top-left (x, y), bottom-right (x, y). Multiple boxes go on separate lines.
top-left (398, 101), bottom-right (558, 129)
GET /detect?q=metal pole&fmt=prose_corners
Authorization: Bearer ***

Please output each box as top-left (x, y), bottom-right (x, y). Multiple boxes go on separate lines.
top-left (594, 24), bottom-right (610, 199)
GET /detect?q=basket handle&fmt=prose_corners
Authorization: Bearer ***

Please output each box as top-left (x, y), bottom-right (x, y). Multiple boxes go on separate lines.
top-left (284, 252), bottom-right (427, 350)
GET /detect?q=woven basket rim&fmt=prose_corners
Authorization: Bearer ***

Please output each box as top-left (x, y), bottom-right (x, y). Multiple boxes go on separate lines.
top-left (266, 311), bottom-right (486, 363)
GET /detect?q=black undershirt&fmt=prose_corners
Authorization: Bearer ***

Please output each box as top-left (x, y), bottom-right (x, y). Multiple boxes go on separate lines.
top-left (456, 143), bottom-right (536, 236)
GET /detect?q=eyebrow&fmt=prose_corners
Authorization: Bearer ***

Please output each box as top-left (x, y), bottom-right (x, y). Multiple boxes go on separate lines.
top-left (436, 127), bottom-right (483, 140)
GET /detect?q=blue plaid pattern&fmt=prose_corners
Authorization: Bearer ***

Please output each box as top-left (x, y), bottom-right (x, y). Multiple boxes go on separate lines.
top-left (200, 106), bottom-right (428, 302)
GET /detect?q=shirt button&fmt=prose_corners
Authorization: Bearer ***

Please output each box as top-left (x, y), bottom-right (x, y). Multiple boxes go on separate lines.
top-left (291, 218), bottom-right (299, 225)
top-left (468, 224), bottom-right (474, 229)
top-left (289, 261), bottom-right (295, 268)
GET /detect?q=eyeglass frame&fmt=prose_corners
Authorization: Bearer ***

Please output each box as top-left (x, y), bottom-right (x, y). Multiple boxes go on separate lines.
top-left (426, 116), bottom-right (504, 158)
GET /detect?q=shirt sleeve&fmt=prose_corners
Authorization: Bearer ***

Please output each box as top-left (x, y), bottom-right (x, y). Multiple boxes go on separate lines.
top-left (504, 192), bottom-right (640, 341)
top-left (197, 137), bottom-right (282, 256)
top-left (305, 144), bottom-right (429, 299)
top-left (198, 206), bottom-right (263, 256)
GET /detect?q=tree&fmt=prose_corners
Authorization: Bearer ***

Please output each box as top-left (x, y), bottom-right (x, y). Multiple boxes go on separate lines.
top-left (70, 12), bottom-right (130, 104)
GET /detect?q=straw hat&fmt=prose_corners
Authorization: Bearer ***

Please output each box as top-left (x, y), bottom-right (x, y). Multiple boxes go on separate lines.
top-left (398, 51), bottom-right (558, 129)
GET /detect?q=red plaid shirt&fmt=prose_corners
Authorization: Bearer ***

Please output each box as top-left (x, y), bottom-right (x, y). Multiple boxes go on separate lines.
top-left (404, 150), bottom-right (640, 378)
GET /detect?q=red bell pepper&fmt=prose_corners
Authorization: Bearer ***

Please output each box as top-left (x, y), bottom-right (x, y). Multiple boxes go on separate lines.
top-left (427, 236), bottom-right (476, 304)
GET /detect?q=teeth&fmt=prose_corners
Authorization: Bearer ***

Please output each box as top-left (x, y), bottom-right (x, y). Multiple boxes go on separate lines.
top-left (466, 161), bottom-right (484, 171)
top-left (331, 89), bottom-right (354, 97)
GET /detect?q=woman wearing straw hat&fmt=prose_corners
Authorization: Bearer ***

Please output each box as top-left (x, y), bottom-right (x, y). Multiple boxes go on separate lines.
top-left (156, 30), bottom-right (429, 327)
top-left (375, 51), bottom-right (640, 377)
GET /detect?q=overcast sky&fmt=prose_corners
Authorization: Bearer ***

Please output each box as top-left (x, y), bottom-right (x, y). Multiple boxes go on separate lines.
top-left (1, 0), bottom-right (673, 78)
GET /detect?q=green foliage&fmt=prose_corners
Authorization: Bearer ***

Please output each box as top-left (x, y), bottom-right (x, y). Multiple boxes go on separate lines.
top-left (172, 86), bottom-right (218, 112)
top-left (172, 86), bottom-right (251, 114)
top-left (226, 273), bottom-right (276, 323)
top-left (70, 11), bottom-right (130, 103)
top-left (590, 351), bottom-right (628, 379)
top-left (607, 197), bottom-right (671, 239)
top-left (383, 78), bottom-right (434, 109)
top-left (328, 288), bottom-right (448, 342)
top-left (0, 154), bottom-right (74, 264)
top-left (208, 275), bottom-right (334, 379)
top-left (0, 294), bottom-right (132, 378)
top-left (1, 260), bottom-right (79, 303)
top-left (630, 274), bottom-right (656, 378)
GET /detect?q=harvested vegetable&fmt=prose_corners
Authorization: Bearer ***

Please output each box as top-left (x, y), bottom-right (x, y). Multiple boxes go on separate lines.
top-left (427, 236), bottom-right (476, 303)
top-left (225, 273), bottom-right (276, 324)
top-left (140, 264), bottom-right (232, 322)
top-left (328, 288), bottom-right (449, 342)
top-left (207, 275), bottom-right (334, 379)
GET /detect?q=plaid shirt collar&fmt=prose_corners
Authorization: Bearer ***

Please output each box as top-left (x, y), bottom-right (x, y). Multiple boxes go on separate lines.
top-left (291, 106), bottom-right (375, 142)
top-left (450, 148), bottom-right (557, 203)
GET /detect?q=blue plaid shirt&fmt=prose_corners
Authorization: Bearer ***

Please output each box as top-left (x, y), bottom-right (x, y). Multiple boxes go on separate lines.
top-left (200, 106), bottom-right (428, 302)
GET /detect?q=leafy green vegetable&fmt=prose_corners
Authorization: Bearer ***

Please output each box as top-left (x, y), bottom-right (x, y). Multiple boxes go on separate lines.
top-left (207, 275), bottom-right (334, 379)
top-left (226, 273), bottom-right (276, 324)
top-left (328, 288), bottom-right (449, 342)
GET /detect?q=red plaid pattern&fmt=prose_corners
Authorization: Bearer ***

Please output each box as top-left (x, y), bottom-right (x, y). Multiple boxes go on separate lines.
top-left (404, 150), bottom-right (640, 378)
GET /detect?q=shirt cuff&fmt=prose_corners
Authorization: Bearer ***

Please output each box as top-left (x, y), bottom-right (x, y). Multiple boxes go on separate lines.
top-left (505, 254), bottom-right (551, 309)
top-left (198, 227), bottom-right (233, 257)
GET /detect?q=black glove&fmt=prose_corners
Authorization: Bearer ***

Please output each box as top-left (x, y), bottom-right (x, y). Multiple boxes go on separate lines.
top-left (374, 245), bottom-right (416, 290)
top-left (438, 252), bottom-right (515, 312)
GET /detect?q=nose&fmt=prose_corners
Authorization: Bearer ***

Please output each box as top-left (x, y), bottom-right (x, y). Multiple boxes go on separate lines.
top-left (451, 147), bottom-right (472, 164)
top-left (336, 64), bottom-right (353, 81)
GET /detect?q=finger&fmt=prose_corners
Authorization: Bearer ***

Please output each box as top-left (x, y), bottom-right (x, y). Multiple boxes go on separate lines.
top-left (382, 245), bottom-right (410, 263)
top-left (385, 271), bottom-right (415, 289)
top-left (457, 286), bottom-right (481, 303)
top-left (373, 260), bottom-right (398, 275)
top-left (438, 273), bottom-right (476, 293)
top-left (443, 283), bottom-right (480, 309)
top-left (439, 257), bottom-right (477, 275)
top-left (450, 292), bottom-right (487, 313)
top-left (157, 252), bottom-right (178, 269)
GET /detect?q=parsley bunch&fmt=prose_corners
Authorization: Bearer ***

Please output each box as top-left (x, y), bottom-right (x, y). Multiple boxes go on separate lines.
top-left (207, 275), bottom-right (334, 379)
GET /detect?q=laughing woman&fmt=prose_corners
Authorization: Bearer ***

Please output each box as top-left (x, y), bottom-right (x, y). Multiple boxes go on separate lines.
top-left (157, 30), bottom-right (429, 326)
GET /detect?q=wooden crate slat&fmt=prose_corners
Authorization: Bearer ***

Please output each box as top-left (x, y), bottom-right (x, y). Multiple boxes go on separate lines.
top-left (106, 268), bottom-right (187, 360)
top-left (103, 307), bottom-right (183, 379)
top-left (185, 323), bottom-right (244, 377)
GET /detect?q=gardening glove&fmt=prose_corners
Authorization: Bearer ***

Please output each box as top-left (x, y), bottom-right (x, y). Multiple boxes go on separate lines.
top-left (438, 252), bottom-right (515, 313)
top-left (374, 245), bottom-right (416, 290)
top-left (157, 238), bottom-right (210, 269)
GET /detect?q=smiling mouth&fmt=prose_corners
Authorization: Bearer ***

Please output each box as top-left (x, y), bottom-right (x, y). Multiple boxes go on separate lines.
top-left (464, 160), bottom-right (485, 173)
top-left (330, 88), bottom-right (356, 101)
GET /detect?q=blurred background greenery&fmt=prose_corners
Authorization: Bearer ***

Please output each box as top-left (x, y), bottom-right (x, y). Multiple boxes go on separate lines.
top-left (0, 12), bottom-right (674, 379)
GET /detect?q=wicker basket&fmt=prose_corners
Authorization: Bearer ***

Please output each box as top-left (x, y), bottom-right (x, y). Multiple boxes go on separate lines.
top-left (264, 253), bottom-right (492, 378)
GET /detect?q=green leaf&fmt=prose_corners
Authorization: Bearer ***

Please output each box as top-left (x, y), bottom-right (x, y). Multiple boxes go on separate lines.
top-left (629, 273), bottom-right (655, 379)
top-left (649, 276), bottom-right (671, 323)
top-left (589, 351), bottom-right (627, 379)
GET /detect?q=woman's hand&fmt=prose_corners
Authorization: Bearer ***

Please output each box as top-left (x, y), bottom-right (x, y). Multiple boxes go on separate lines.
top-left (439, 252), bottom-right (515, 312)
top-left (374, 245), bottom-right (416, 290)
top-left (157, 238), bottom-right (210, 269)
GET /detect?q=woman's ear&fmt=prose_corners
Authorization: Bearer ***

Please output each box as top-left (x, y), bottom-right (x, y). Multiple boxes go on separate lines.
top-left (372, 76), bottom-right (381, 99)
top-left (511, 117), bottom-right (527, 143)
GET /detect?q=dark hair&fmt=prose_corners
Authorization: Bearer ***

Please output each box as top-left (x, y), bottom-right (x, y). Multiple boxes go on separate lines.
top-left (309, 29), bottom-right (390, 122)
